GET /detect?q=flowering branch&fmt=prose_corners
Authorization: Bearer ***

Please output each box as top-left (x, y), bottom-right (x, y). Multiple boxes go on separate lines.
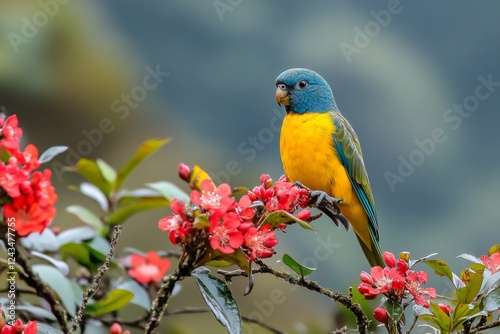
top-left (218, 260), bottom-right (370, 334)
top-left (69, 225), bottom-right (123, 333)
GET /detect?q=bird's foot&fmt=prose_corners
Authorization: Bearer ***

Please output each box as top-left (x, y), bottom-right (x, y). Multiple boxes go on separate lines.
top-left (293, 182), bottom-right (349, 230)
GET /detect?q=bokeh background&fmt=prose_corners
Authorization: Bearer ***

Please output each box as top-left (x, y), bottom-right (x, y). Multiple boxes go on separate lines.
top-left (1, 1), bottom-right (499, 333)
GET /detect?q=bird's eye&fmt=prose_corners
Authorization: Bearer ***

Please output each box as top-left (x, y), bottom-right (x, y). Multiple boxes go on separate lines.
top-left (277, 83), bottom-right (287, 91)
top-left (297, 80), bottom-right (307, 89)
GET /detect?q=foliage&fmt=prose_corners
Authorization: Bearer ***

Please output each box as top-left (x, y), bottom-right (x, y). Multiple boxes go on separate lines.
top-left (1, 113), bottom-right (499, 334)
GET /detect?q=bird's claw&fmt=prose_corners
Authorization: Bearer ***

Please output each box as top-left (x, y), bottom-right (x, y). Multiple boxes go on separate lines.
top-left (293, 183), bottom-right (349, 230)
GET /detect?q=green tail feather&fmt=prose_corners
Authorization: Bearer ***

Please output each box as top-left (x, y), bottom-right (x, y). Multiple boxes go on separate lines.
top-left (356, 234), bottom-right (384, 267)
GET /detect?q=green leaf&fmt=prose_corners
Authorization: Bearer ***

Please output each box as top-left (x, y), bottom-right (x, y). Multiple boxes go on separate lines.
top-left (115, 138), bottom-right (170, 191)
top-left (188, 165), bottom-right (214, 190)
top-left (105, 197), bottom-right (170, 224)
top-left (39, 146), bottom-right (68, 164)
top-left (66, 205), bottom-right (104, 231)
top-left (57, 226), bottom-right (95, 246)
top-left (260, 210), bottom-right (316, 232)
top-left (451, 302), bottom-right (485, 331)
top-left (60, 243), bottom-right (93, 267)
top-left (282, 253), bottom-right (316, 277)
top-left (192, 266), bottom-right (242, 334)
top-left (489, 244), bottom-right (500, 256)
top-left (36, 323), bottom-right (66, 334)
top-left (16, 304), bottom-right (57, 321)
top-left (428, 301), bottom-right (451, 332)
top-left (457, 269), bottom-right (483, 303)
top-left (86, 289), bottom-right (134, 316)
top-left (96, 159), bottom-right (117, 184)
top-left (32, 264), bottom-right (77, 316)
top-left (384, 299), bottom-right (404, 323)
top-left (458, 253), bottom-right (483, 264)
top-left (424, 259), bottom-right (453, 281)
top-left (147, 181), bottom-right (189, 202)
top-left (76, 158), bottom-right (113, 197)
top-left (484, 285), bottom-right (500, 312)
top-left (80, 182), bottom-right (109, 211)
top-left (116, 280), bottom-right (151, 310)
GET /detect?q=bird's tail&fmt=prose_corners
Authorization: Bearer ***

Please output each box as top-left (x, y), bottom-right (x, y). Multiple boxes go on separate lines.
top-left (356, 233), bottom-right (384, 267)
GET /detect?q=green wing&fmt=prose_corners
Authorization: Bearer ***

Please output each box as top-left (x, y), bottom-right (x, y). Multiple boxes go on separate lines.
top-left (330, 111), bottom-right (383, 266)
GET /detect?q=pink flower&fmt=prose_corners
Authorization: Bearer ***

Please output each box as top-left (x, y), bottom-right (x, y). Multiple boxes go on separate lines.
top-left (158, 199), bottom-right (193, 244)
top-left (236, 195), bottom-right (255, 222)
top-left (190, 179), bottom-right (235, 214)
top-left (373, 307), bottom-right (389, 323)
top-left (209, 212), bottom-right (244, 254)
top-left (406, 271), bottom-right (436, 308)
top-left (358, 266), bottom-right (406, 300)
top-left (0, 156), bottom-right (29, 197)
top-left (481, 253), bottom-right (500, 274)
top-left (0, 114), bottom-right (22, 153)
top-left (243, 225), bottom-right (278, 261)
top-left (128, 252), bottom-right (171, 284)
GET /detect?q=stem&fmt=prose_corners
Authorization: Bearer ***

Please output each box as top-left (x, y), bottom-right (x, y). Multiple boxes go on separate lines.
top-left (1, 231), bottom-right (69, 332)
top-left (144, 264), bottom-right (192, 334)
top-left (218, 260), bottom-right (370, 334)
top-left (69, 225), bottom-right (123, 333)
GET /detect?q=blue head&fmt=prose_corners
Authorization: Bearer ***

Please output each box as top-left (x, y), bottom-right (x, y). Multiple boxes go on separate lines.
top-left (275, 68), bottom-right (337, 114)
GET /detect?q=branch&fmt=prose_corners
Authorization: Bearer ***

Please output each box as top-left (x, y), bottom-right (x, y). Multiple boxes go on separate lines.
top-left (1, 231), bottom-right (69, 332)
top-left (218, 260), bottom-right (370, 334)
top-left (69, 225), bottom-right (123, 333)
top-left (163, 307), bottom-right (286, 334)
top-left (469, 318), bottom-right (500, 333)
top-left (143, 264), bottom-right (191, 334)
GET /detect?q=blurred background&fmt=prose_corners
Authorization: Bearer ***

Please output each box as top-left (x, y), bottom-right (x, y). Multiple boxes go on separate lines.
top-left (1, 1), bottom-right (499, 333)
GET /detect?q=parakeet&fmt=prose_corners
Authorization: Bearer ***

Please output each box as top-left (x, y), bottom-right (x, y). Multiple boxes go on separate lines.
top-left (276, 68), bottom-right (384, 267)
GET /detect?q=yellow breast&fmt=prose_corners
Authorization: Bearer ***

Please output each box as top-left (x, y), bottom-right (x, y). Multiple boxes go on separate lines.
top-left (279, 112), bottom-right (365, 224)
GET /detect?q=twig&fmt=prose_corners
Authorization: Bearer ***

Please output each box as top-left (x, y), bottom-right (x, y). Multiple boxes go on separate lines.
top-left (218, 260), bottom-right (370, 334)
top-left (469, 319), bottom-right (500, 333)
top-left (1, 231), bottom-right (69, 332)
top-left (144, 264), bottom-right (191, 334)
top-left (69, 225), bottom-right (123, 333)
top-left (164, 306), bottom-right (286, 334)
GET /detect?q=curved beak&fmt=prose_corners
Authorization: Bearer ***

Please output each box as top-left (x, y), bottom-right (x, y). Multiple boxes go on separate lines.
top-left (275, 87), bottom-right (290, 106)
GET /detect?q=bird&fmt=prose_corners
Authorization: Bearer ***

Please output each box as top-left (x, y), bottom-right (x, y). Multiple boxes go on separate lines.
top-left (275, 68), bottom-right (384, 267)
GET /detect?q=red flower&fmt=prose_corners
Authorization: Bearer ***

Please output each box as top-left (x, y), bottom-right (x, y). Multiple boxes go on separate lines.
top-left (236, 195), bottom-right (254, 222)
top-left (190, 179), bottom-right (235, 214)
top-left (358, 266), bottom-right (405, 299)
top-left (405, 271), bottom-right (436, 308)
top-left (158, 199), bottom-right (192, 244)
top-left (438, 303), bottom-right (453, 315)
top-left (384, 251), bottom-right (396, 268)
top-left (3, 169), bottom-right (57, 237)
top-left (373, 307), bottom-right (389, 323)
top-left (209, 212), bottom-right (244, 254)
top-left (128, 252), bottom-right (171, 284)
top-left (0, 325), bottom-right (13, 334)
top-left (243, 225), bottom-right (278, 261)
top-left (0, 115), bottom-right (22, 153)
top-left (0, 156), bottom-right (29, 197)
top-left (23, 321), bottom-right (37, 334)
top-left (15, 144), bottom-right (40, 171)
top-left (481, 252), bottom-right (500, 274)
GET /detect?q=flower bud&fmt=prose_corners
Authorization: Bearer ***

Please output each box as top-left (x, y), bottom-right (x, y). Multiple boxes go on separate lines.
top-left (14, 319), bottom-right (23, 333)
top-left (259, 174), bottom-right (273, 188)
top-left (110, 322), bottom-right (122, 334)
top-left (373, 307), bottom-right (389, 323)
top-left (396, 259), bottom-right (409, 273)
top-left (438, 303), bottom-right (453, 315)
top-left (1, 325), bottom-right (14, 334)
top-left (178, 163), bottom-right (191, 182)
top-left (383, 251), bottom-right (396, 268)
top-left (295, 209), bottom-right (311, 221)
top-left (399, 251), bottom-right (411, 263)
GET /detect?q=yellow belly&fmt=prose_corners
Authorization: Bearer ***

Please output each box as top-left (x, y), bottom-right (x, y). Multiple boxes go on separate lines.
top-left (280, 112), bottom-right (368, 234)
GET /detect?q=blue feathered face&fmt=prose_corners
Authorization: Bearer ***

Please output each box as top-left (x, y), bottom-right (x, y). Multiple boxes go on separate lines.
top-left (275, 68), bottom-right (337, 114)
